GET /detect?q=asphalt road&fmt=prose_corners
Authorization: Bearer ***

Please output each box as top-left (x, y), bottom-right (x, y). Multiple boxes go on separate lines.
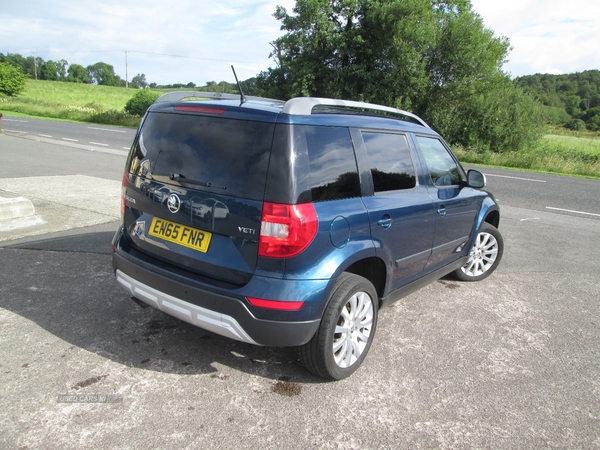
top-left (2, 114), bottom-right (135, 151)
top-left (0, 127), bottom-right (599, 449)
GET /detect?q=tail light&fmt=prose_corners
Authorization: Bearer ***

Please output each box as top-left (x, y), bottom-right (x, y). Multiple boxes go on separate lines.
top-left (258, 202), bottom-right (318, 258)
top-left (120, 171), bottom-right (129, 217)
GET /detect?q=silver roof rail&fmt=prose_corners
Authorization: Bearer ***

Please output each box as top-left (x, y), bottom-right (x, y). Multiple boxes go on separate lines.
top-left (282, 97), bottom-right (430, 128)
top-left (154, 91), bottom-right (283, 104)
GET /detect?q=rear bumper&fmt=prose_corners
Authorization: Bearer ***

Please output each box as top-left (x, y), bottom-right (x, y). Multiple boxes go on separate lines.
top-left (112, 249), bottom-right (322, 347)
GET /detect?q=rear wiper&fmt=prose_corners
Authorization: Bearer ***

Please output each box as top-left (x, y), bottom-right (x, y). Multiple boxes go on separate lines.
top-left (170, 173), bottom-right (227, 190)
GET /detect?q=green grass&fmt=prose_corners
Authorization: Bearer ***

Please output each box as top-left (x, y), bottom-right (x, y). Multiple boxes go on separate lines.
top-left (0, 79), bottom-right (146, 126)
top-left (454, 133), bottom-right (600, 179)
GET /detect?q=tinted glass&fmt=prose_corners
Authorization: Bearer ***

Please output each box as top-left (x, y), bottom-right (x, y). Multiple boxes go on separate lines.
top-left (415, 136), bottom-right (461, 186)
top-left (129, 112), bottom-right (274, 200)
top-left (305, 126), bottom-right (360, 202)
top-left (362, 132), bottom-right (416, 192)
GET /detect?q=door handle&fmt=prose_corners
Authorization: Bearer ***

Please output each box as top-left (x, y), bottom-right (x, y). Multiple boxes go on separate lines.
top-left (377, 218), bottom-right (393, 229)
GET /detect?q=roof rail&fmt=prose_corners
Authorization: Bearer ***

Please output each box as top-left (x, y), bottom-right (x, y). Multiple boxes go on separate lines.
top-left (154, 91), bottom-right (283, 104)
top-left (282, 97), bottom-right (430, 128)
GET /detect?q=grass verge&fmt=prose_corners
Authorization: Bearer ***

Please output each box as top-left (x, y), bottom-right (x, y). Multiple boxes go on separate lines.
top-left (454, 133), bottom-right (600, 179)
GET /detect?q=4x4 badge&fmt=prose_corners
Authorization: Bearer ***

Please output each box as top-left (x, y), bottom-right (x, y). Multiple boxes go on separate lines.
top-left (167, 193), bottom-right (181, 213)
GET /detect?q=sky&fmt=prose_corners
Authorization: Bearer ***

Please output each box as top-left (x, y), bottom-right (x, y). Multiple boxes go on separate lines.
top-left (1, 0), bottom-right (599, 86)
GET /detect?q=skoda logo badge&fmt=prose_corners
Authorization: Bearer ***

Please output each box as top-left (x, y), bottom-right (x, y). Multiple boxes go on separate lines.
top-left (167, 193), bottom-right (181, 213)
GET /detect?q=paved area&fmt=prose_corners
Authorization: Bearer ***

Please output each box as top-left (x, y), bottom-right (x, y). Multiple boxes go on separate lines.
top-left (0, 133), bottom-right (599, 448)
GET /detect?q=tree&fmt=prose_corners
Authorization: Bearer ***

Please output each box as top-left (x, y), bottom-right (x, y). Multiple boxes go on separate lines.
top-left (40, 60), bottom-right (59, 81)
top-left (87, 62), bottom-right (121, 86)
top-left (0, 61), bottom-right (28, 96)
top-left (257, 0), bottom-right (544, 152)
top-left (67, 64), bottom-right (91, 83)
top-left (130, 73), bottom-right (148, 89)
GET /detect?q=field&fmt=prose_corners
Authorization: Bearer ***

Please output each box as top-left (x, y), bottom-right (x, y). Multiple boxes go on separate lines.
top-left (454, 132), bottom-right (600, 179)
top-left (0, 80), bottom-right (146, 126)
top-left (1, 80), bottom-right (599, 178)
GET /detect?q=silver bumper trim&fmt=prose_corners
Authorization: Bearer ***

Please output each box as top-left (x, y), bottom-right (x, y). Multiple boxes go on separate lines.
top-left (116, 270), bottom-right (259, 345)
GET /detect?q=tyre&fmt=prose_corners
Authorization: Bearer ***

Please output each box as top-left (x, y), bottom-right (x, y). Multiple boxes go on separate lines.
top-left (454, 223), bottom-right (503, 282)
top-left (300, 273), bottom-right (378, 380)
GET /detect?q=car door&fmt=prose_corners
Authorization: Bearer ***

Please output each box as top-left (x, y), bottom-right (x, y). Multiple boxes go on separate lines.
top-left (352, 129), bottom-right (436, 291)
top-left (413, 135), bottom-right (480, 272)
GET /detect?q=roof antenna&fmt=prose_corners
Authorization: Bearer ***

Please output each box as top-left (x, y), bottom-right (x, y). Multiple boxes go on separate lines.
top-left (231, 65), bottom-right (247, 105)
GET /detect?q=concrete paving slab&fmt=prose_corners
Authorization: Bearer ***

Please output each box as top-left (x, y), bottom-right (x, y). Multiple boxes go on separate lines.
top-left (0, 196), bottom-right (35, 220)
top-left (0, 175), bottom-right (120, 242)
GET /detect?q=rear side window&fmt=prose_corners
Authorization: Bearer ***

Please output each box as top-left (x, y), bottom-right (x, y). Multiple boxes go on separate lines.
top-left (362, 132), bottom-right (416, 192)
top-left (306, 127), bottom-right (360, 202)
top-left (129, 112), bottom-right (274, 200)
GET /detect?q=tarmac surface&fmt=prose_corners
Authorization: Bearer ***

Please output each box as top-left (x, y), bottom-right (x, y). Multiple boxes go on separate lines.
top-left (0, 133), bottom-right (599, 448)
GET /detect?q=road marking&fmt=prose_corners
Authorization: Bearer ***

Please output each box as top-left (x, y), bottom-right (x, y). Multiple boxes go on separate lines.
top-left (546, 207), bottom-right (600, 217)
top-left (4, 129), bottom-right (27, 133)
top-left (87, 126), bottom-right (127, 133)
top-left (122, 147), bottom-right (130, 150)
top-left (485, 173), bottom-right (547, 183)
top-left (2, 118), bottom-right (28, 122)
top-left (520, 218), bottom-right (540, 221)
top-left (39, 134), bottom-right (53, 138)
top-left (89, 142), bottom-right (109, 146)
top-left (62, 138), bottom-right (79, 142)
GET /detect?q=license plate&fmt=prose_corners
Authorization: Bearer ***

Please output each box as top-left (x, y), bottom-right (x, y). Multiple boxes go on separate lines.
top-left (148, 217), bottom-right (212, 253)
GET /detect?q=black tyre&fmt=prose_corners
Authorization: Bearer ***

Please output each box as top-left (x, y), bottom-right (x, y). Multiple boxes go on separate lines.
top-left (453, 223), bottom-right (504, 282)
top-left (300, 273), bottom-right (378, 380)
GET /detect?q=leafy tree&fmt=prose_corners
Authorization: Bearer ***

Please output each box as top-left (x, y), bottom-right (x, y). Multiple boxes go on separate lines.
top-left (56, 59), bottom-right (68, 80)
top-left (130, 73), bottom-right (148, 89)
top-left (0, 61), bottom-right (28, 96)
top-left (40, 60), bottom-right (59, 81)
top-left (124, 89), bottom-right (160, 116)
top-left (87, 62), bottom-right (121, 86)
top-left (67, 64), bottom-right (91, 83)
top-left (257, 0), bottom-right (543, 152)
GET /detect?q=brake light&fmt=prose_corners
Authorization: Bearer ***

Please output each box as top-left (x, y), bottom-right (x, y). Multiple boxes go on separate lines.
top-left (175, 105), bottom-right (225, 115)
top-left (258, 202), bottom-right (318, 258)
top-left (247, 297), bottom-right (304, 311)
top-left (120, 171), bottom-right (128, 217)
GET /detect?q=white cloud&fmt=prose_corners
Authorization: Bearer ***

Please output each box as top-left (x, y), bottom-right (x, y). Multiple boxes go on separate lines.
top-left (0, 0), bottom-right (295, 85)
top-left (471, 0), bottom-right (600, 77)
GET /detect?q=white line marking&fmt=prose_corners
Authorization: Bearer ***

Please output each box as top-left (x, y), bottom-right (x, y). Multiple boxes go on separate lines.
top-left (5, 129), bottom-right (27, 133)
top-left (3, 118), bottom-right (28, 122)
top-left (485, 174), bottom-right (547, 183)
top-left (122, 147), bottom-right (130, 150)
top-left (546, 207), bottom-right (600, 217)
top-left (88, 127), bottom-right (127, 133)
top-left (39, 134), bottom-right (53, 138)
top-left (89, 142), bottom-right (109, 146)
top-left (520, 218), bottom-right (540, 221)
top-left (62, 138), bottom-right (79, 142)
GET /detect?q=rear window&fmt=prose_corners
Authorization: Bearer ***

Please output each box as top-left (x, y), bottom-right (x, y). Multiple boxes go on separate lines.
top-left (129, 112), bottom-right (274, 200)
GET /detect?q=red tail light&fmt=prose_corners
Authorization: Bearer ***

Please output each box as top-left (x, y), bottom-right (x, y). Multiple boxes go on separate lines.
top-left (120, 171), bottom-right (128, 216)
top-left (258, 202), bottom-right (318, 258)
top-left (175, 105), bottom-right (225, 114)
top-left (247, 297), bottom-right (304, 311)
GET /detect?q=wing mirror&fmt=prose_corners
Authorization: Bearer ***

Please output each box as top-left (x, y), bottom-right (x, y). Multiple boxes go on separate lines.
top-left (467, 169), bottom-right (486, 188)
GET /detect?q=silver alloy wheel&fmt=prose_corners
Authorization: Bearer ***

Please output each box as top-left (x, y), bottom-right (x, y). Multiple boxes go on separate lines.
top-left (333, 290), bottom-right (374, 368)
top-left (461, 231), bottom-right (499, 278)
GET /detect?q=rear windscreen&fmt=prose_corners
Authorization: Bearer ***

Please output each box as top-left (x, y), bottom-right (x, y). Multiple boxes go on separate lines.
top-left (130, 112), bottom-right (274, 200)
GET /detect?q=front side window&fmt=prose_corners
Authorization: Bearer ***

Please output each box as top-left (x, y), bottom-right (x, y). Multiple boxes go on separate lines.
top-left (362, 132), bottom-right (416, 193)
top-left (415, 136), bottom-right (461, 187)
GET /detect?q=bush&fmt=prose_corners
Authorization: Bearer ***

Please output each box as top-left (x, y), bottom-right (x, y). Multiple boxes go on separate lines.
top-left (124, 89), bottom-right (160, 116)
top-left (0, 62), bottom-right (28, 96)
top-left (565, 119), bottom-right (587, 131)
